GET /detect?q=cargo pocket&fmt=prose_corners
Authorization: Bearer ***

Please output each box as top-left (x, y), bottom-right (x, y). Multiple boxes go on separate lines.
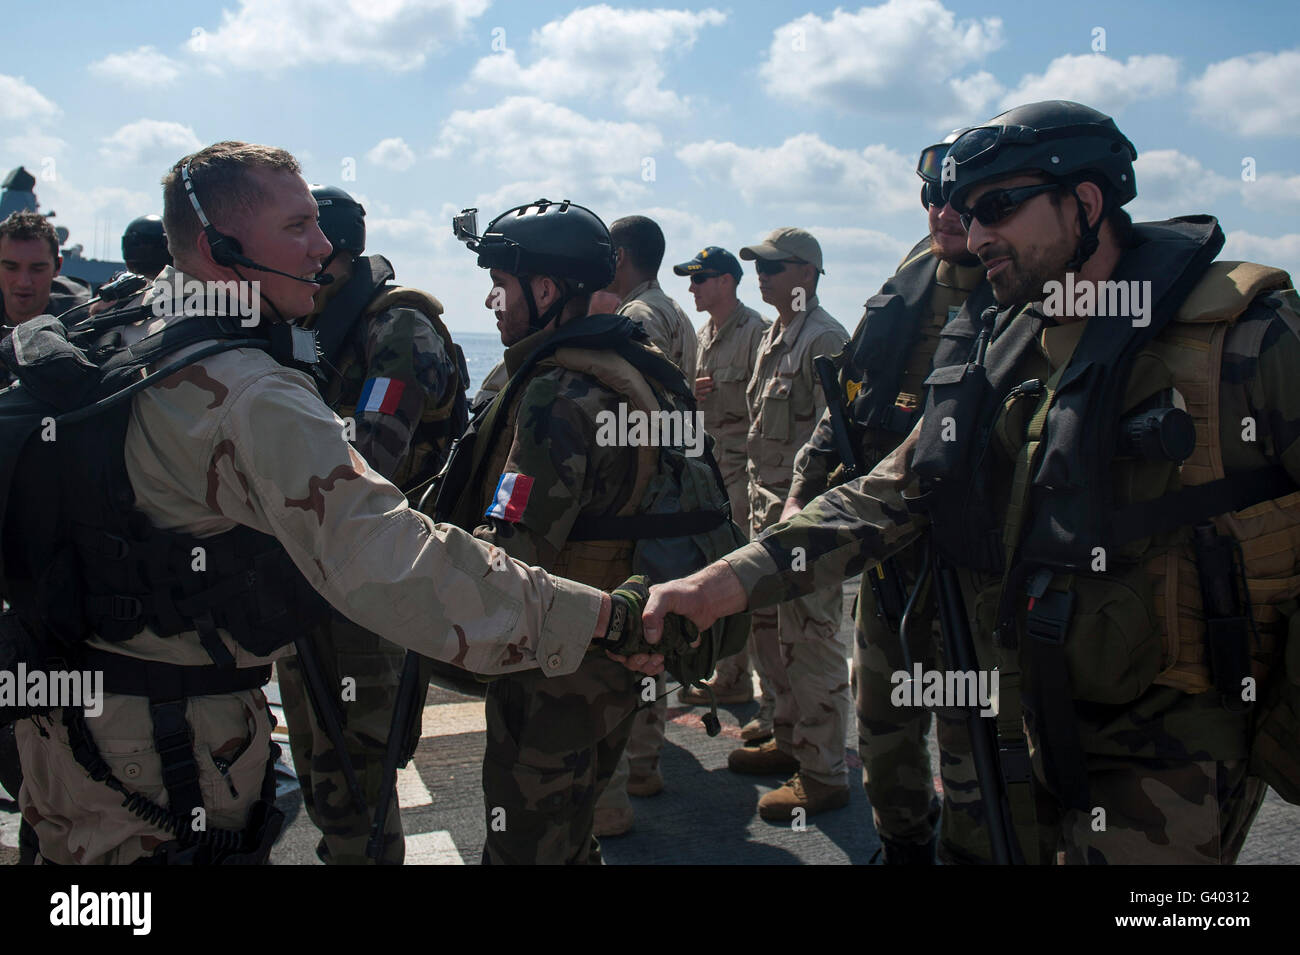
top-left (1062, 568), bottom-right (1163, 704)
top-left (197, 694), bottom-right (270, 824)
top-left (758, 377), bottom-right (793, 442)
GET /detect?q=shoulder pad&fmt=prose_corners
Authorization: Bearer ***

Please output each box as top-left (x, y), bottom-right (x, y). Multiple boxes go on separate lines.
top-left (1176, 261), bottom-right (1293, 324)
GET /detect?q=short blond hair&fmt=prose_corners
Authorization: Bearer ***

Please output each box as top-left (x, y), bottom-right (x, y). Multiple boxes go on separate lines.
top-left (161, 141), bottom-right (300, 262)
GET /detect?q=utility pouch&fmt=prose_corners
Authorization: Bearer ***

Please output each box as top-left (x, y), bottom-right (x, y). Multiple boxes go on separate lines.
top-left (912, 362), bottom-right (992, 482)
top-left (1051, 566), bottom-right (1163, 704)
top-left (1192, 524), bottom-right (1254, 710)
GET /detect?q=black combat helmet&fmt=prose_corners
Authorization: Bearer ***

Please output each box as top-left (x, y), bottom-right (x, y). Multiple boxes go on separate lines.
top-left (943, 100), bottom-right (1138, 269)
top-left (916, 126), bottom-right (971, 209)
top-left (470, 199), bottom-right (616, 290)
top-left (310, 184), bottom-right (366, 267)
top-left (121, 214), bottom-right (172, 275)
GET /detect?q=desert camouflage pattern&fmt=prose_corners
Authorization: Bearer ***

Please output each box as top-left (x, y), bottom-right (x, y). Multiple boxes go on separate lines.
top-left (618, 279), bottom-right (698, 380)
top-left (691, 302), bottom-right (769, 693)
top-left (745, 297), bottom-right (850, 784)
top-left (469, 323), bottom-right (646, 864)
top-left (278, 288), bottom-right (456, 864)
top-left (725, 284), bottom-right (1300, 862)
top-left (16, 273), bottom-right (603, 864)
top-left (794, 254), bottom-right (989, 857)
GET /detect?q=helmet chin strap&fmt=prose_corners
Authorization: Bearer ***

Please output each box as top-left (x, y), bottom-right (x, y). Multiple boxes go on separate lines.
top-left (518, 275), bottom-right (570, 333)
top-left (1064, 184), bottom-right (1103, 272)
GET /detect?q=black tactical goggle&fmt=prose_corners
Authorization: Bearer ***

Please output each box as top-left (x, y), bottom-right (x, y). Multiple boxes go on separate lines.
top-left (945, 122), bottom-right (1122, 172)
top-left (916, 141), bottom-right (950, 184)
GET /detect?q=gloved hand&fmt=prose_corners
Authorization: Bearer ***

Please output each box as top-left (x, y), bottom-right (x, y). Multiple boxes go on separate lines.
top-left (596, 575), bottom-right (699, 658)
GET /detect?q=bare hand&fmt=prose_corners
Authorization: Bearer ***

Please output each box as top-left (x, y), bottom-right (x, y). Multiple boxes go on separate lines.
top-left (643, 560), bottom-right (747, 644)
top-left (694, 376), bottom-right (714, 400)
top-left (779, 497), bottom-right (803, 524)
top-left (605, 649), bottom-right (665, 676)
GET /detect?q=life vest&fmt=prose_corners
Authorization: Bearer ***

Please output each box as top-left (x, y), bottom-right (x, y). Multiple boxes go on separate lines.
top-left (306, 254), bottom-right (469, 495)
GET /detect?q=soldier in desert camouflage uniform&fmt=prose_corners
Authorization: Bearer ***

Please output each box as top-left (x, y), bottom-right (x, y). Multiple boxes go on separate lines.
top-left (436, 198), bottom-right (697, 863)
top-left (276, 184), bottom-right (464, 864)
top-left (6, 144), bottom-right (666, 866)
top-left (646, 102), bottom-right (1300, 864)
top-left (672, 247), bottom-right (768, 714)
top-left (784, 135), bottom-right (993, 863)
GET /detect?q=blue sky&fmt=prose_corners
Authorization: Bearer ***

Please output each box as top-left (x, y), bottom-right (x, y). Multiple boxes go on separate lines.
top-left (3, 0), bottom-right (1298, 332)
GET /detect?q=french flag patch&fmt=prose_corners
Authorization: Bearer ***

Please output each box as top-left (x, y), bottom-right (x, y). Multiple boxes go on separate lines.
top-left (358, 377), bottom-right (406, 415)
top-left (486, 472), bottom-right (535, 523)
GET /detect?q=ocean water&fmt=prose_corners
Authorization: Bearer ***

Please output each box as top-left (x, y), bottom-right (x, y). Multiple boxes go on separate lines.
top-left (453, 330), bottom-right (506, 394)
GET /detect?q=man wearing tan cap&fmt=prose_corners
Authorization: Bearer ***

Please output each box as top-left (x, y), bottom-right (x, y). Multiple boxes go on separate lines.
top-left (672, 246), bottom-right (770, 713)
top-left (732, 227), bottom-right (852, 820)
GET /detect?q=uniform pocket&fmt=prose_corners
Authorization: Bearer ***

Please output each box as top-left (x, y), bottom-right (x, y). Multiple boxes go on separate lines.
top-left (1062, 569), bottom-right (1162, 704)
top-left (758, 377), bottom-right (793, 442)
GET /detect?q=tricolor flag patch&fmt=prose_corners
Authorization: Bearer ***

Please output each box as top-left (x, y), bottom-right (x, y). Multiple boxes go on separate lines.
top-left (486, 472), bottom-right (535, 523)
top-left (358, 377), bottom-right (406, 415)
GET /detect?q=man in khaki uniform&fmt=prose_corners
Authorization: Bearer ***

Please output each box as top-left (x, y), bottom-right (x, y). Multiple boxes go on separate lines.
top-left (731, 227), bottom-right (851, 820)
top-left (5, 143), bottom-right (661, 865)
top-left (608, 215), bottom-right (697, 379)
top-left (672, 246), bottom-right (769, 712)
top-left (595, 214), bottom-right (699, 833)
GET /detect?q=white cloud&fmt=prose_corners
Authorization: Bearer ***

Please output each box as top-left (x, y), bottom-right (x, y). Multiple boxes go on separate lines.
top-left (367, 137), bottom-right (417, 171)
top-left (998, 53), bottom-right (1179, 115)
top-left (676, 134), bottom-right (917, 215)
top-left (1127, 149), bottom-right (1237, 221)
top-left (432, 97), bottom-right (662, 212)
top-left (1188, 48), bottom-right (1300, 137)
top-left (0, 74), bottom-right (59, 121)
top-left (468, 5), bottom-right (726, 116)
top-left (1221, 230), bottom-right (1300, 280)
top-left (187, 0), bottom-right (489, 72)
top-left (1246, 171), bottom-right (1300, 210)
top-left (88, 46), bottom-right (183, 87)
top-left (99, 120), bottom-right (202, 168)
top-left (759, 0), bottom-right (1004, 122)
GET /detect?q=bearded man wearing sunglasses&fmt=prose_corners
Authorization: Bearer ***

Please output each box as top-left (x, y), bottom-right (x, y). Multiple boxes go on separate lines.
top-left (725, 227), bottom-right (852, 821)
top-left (646, 100), bottom-right (1300, 864)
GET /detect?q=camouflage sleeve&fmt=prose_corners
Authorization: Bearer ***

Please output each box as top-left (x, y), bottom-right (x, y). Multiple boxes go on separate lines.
top-left (472, 373), bottom-right (628, 571)
top-left (354, 305), bottom-right (455, 481)
top-left (207, 366), bottom-right (601, 676)
top-left (790, 406), bottom-right (839, 502)
top-left (1236, 289), bottom-right (1300, 480)
top-left (726, 419), bottom-right (928, 609)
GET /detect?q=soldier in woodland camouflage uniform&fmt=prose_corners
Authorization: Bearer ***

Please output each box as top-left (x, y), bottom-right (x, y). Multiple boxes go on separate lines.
top-left (647, 102), bottom-right (1300, 864)
top-left (785, 135), bottom-right (993, 863)
top-left (436, 198), bottom-right (694, 863)
top-left (276, 184), bottom-right (463, 864)
top-left (672, 247), bottom-right (769, 712)
top-left (7, 145), bottom-right (660, 866)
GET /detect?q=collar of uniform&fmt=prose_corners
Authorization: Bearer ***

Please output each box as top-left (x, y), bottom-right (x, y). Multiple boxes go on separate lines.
top-left (936, 258), bottom-right (986, 294)
top-left (620, 278), bottom-right (660, 308)
top-left (503, 324), bottom-right (558, 376)
top-left (1038, 317), bottom-right (1089, 372)
top-left (771, 296), bottom-right (820, 346)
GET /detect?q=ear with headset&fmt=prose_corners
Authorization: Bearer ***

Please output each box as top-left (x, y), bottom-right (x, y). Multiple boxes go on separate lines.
top-left (179, 161), bottom-right (332, 285)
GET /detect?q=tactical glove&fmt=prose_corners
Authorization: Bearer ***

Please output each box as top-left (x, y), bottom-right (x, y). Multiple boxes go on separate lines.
top-left (596, 575), bottom-right (698, 657)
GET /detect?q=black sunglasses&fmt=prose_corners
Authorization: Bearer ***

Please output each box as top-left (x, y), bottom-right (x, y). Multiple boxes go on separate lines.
top-left (754, 258), bottom-right (803, 276)
top-left (958, 183), bottom-right (1060, 230)
top-left (689, 272), bottom-right (723, 284)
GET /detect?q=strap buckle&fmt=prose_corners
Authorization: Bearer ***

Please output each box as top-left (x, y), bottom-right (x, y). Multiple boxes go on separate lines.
top-left (998, 738), bottom-right (1033, 785)
top-left (1025, 571), bottom-right (1074, 647)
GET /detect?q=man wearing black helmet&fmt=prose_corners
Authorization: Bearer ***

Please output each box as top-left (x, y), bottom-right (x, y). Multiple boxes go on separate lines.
top-left (121, 215), bottom-right (173, 280)
top-left (436, 199), bottom-right (713, 862)
top-left (647, 100), bottom-right (1300, 863)
top-left (275, 183), bottom-right (466, 864)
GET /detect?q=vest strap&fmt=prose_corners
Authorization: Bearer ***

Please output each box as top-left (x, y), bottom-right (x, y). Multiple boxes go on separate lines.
top-left (1110, 465), bottom-right (1297, 546)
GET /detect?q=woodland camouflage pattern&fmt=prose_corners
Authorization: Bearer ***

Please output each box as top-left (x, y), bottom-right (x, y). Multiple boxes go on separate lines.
top-left (15, 270), bottom-right (602, 865)
top-left (470, 324), bottom-right (643, 865)
top-left (726, 283), bottom-right (1300, 863)
top-left (279, 293), bottom-right (457, 864)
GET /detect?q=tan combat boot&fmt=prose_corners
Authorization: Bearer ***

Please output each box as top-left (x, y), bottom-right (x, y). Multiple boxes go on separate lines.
top-left (739, 699), bottom-right (774, 743)
top-left (757, 773), bottom-right (850, 821)
top-left (727, 739), bottom-right (800, 775)
top-left (678, 674), bottom-right (754, 706)
top-left (593, 807), bottom-right (634, 838)
top-left (627, 769), bottom-right (664, 797)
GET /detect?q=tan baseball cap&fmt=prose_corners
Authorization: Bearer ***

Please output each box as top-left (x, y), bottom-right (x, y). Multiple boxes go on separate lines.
top-left (739, 227), bottom-right (824, 273)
